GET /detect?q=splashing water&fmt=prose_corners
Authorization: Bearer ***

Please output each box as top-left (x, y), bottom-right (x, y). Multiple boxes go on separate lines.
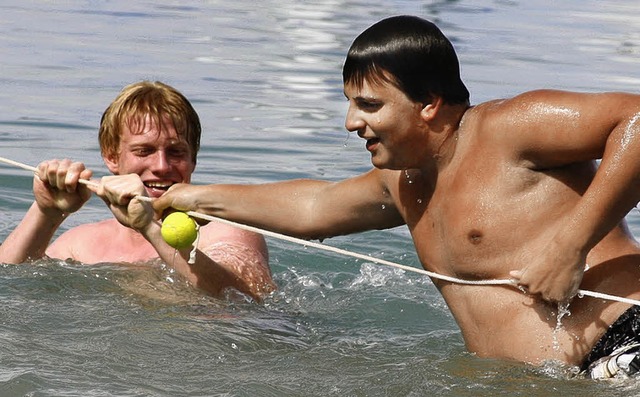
top-left (553, 302), bottom-right (572, 351)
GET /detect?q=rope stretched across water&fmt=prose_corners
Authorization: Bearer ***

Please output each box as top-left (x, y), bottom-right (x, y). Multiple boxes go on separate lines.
top-left (1, 155), bottom-right (640, 307)
top-left (186, 211), bottom-right (640, 307)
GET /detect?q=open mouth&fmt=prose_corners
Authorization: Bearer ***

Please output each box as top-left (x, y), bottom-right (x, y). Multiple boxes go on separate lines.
top-left (365, 138), bottom-right (380, 151)
top-left (144, 181), bottom-right (173, 197)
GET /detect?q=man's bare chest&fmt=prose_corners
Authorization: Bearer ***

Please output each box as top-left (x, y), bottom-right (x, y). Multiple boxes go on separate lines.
top-left (398, 163), bottom-right (578, 278)
top-left (75, 225), bottom-right (158, 264)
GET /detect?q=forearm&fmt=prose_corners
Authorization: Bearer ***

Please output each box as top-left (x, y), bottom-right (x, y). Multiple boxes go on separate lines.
top-left (190, 180), bottom-right (333, 238)
top-left (0, 202), bottom-right (66, 263)
top-left (569, 114), bottom-right (640, 252)
top-left (154, 170), bottom-right (402, 240)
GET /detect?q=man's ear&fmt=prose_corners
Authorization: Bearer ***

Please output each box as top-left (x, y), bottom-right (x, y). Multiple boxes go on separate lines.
top-left (103, 152), bottom-right (120, 175)
top-left (420, 96), bottom-right (443, 122)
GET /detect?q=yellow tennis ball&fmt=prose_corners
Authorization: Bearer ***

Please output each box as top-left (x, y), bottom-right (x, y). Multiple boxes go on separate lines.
top-left (161, 212), bottom-right (198, 249)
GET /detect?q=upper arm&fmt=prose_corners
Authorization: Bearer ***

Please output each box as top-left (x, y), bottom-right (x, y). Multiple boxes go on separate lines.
top-left (196, 222), bottom-right (274, 298)
top-left (481, 90), bottom-right (640, 168)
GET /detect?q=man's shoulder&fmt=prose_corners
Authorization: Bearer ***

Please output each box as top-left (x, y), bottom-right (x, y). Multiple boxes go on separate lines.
top-left (473, 89), bottom-right (566, 110)
top-left (474, 89), bottom-right (588, 119)
top-left (197, 221), bottom-right (270, 269)
top-left (463, 90), bottom-right (565, 137)
top-left (198, 220), bottom-right (267, 250)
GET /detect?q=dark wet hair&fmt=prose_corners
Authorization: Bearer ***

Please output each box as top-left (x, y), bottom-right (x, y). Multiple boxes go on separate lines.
top-left (343, 15), bottom-right (470, 106)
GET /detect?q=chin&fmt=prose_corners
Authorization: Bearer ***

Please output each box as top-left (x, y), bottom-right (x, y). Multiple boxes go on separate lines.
top-left (370, 155), bottom-right (384, 168)
top-left (370, 157), bottom-right (398, 170)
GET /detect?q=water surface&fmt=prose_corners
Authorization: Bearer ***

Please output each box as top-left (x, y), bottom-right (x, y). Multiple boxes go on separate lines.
top-left (1, 1), bottom-right (640, 396)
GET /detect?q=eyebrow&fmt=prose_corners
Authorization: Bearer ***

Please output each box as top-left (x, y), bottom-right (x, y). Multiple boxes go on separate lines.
top-left (344, 90), bottom-right (378, 102)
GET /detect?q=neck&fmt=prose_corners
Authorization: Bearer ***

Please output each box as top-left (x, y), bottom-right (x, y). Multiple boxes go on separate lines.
top-left (423, 103), bottom-right (470, 175)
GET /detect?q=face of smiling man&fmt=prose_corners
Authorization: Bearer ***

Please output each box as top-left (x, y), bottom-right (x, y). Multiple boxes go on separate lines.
top-left (343, 77), bottom-right (429, 171)
top-left (103, 114), bottom-right (195, 199)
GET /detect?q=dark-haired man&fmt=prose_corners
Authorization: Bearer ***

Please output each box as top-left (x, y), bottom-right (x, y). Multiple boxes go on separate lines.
top-left (153, 16), bottom-right (640, 377)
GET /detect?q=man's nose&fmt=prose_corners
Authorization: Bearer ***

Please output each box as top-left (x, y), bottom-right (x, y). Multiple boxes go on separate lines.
top-left (344, 104), bottom-right (364, 133)
top-left (150, 151), bottom-right (171, 172)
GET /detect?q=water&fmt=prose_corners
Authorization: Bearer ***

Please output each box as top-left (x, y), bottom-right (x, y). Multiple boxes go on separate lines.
top-left (1, 0), bottom-right (640, 395)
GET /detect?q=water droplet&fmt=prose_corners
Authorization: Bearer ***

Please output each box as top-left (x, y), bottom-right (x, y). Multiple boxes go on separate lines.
top-left (381, 204), bottom-right (386, 210)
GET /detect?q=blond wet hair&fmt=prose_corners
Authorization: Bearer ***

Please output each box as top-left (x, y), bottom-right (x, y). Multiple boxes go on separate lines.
top-left (99, 81), bottom-right (201, 163)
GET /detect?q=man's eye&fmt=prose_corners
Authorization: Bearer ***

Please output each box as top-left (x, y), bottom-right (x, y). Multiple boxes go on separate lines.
top-left (168, 148), bottom-right (188, 158)
top-left (134, 148), bottom-right (153, 156)
top-left (358, 100), bottom-right (382, 111)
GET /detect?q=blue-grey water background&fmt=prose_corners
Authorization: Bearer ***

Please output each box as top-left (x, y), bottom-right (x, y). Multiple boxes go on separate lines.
top-left (1, 1), bottom-right (640, 396)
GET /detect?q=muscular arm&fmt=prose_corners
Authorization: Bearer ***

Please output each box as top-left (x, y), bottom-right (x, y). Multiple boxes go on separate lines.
top-left (153, 168), bottom-right (406, 240)
top-left (488, 90), bottom-right (640, 301)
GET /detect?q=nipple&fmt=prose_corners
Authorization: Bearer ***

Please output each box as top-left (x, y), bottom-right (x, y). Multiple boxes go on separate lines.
top-left (467, 230), bottom-right (483, 245)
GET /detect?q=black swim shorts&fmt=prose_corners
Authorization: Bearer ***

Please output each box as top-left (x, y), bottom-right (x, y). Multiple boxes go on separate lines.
top-left (581, 305), bottom-right (640, 379)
